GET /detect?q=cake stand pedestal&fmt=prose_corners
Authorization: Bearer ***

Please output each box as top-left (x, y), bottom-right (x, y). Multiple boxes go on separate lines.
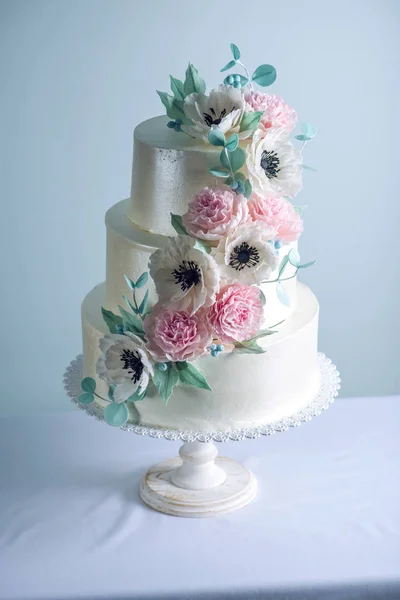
top-left (64, 353), bottom-right (340, 518)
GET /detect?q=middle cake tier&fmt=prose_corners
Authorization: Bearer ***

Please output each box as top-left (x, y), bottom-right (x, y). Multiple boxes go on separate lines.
top-left (105, 199), bottom-right (299, 328)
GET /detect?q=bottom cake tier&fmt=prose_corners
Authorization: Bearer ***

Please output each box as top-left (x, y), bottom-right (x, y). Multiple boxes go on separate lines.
top-left (81, 282), bottom-right (320, 432)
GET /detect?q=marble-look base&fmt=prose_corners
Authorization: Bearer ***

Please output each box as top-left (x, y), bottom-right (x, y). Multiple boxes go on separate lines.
top-left (139, 442), bottom-right (257, 518)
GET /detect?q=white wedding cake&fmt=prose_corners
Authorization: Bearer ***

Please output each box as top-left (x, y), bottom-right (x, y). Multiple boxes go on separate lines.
top-left (79, 45), bottom-right (320, 432)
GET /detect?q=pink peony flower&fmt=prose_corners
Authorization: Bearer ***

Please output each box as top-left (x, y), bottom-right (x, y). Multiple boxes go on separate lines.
top-left (248, 194), bottom-right (303, 243)
top-left (143, 303), bottom-right (212, 363)
top-left (244, 91), bottom-right (297, 132)
top-left (208, 284), bottom-right (264, 344)
top-left (182, 186), bottom-right (249, 242)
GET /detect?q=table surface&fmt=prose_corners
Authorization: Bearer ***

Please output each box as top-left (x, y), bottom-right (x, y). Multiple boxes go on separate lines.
top-left (0, 396), bottom-right (399, 600)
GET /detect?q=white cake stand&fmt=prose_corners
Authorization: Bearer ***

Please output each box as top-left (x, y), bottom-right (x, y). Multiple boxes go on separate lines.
top-left (64, 353), bottom-right (340, 518)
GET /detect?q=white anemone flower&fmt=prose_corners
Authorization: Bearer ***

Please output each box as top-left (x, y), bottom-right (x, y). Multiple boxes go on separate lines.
top-left (149, 235), bottom-right (220, 315)
top-left (182, 85), bottom-right (245, 141)
top-left (246, 127), bottom-right (303, 198)
top-left (212, 222), bottom-right (279, 285)
top-left (96, 332), bottom-right (154, 403)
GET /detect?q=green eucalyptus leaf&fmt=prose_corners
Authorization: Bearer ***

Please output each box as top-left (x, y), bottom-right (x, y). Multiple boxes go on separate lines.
top-left (138, 289), bottom-right (149, 314)
top-left (276, 282), bottom-right (290, 306)
top-left (123, 294), bottom-right (139, 315)
top-left (293, 205), bottom-right (308, 216)
top-left (252, 64), bottom-right (277, 87)
top-left (220, 149), bottom-right (230, 170)
top-left (209, 167), bottom-right (231, 178)
top-left (234, 171), bottom-right (246, 183)
top-left (228, 147), bottom-right (245, 172)
top-left (101, 307), bottom-right (123, 334)
top-left (223, 74), bottom-right (248, 87)
top-left (298, 260), bottom-right (316, 269)
top-left (225, 133), bottom-right (239, 152)
top-left (194, 239), bottom-right (212, 254)
top-left (175, 362), bottom-right (212, 391)
top-left (153, 363), bottom-right (179, 405)
top-left (301, 122), bottom-right (317, 138)
top-left (135, 272), bottom-right (148, 289)
top-left (78, 392), bottom-right (94, 405)
top-left (239, 111), bottom-right (263, 133)
top-left (118, 306), bottom-right (145, 336)
top-left (170, 213), bottom-right (189, 235)
top-left (220, 59), bottom-right (236, 73)
top-left (170, 75), bottom-right (185, 100)
top-left (184, 63), bottom-right (206, 95)
top-left (234, 339), bottom-right (265, 354)
top-left (259, 289), bottom-right (266, 306)
top-left (288, 248), bottom-right (301, 267)
top-left (244, 178), bottom-right (252, 199)
top-left (108, 386), bottom-right (115, 402)
top-left (278, 255), bottom-right (289, 279)
top-left (302, 164), bottom-right (317, 172)
top-left (104, 401), bottom-right (129, 427)
top-left (81, 377), bottom-right (96, 393)
top-left (230, 43), bottom-right (241, 60)
top-left (295, 134), bottom-right (311, 141)
top-left (124, 275), bottom-right (136, 290)
top-left (126, 387), bottom-right (147, 402)
top-left (208, 129), bottom-right (225, 147)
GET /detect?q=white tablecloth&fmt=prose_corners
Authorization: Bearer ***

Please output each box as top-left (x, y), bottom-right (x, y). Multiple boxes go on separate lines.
top-left (0, 397), bottom-right (399, 600)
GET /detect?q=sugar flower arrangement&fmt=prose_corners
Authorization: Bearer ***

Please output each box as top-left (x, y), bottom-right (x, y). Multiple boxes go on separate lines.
top-left (79, 44), bottom-right (317, 427)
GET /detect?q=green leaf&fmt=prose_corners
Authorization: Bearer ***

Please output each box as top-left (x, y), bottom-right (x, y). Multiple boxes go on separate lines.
top-left (298, 260), bottom-right (316, 269)
top-left (225, 133), bottom-right (239, 152)
top-left (239, 111), bottom-right (263, 133)
top-left (135, 272), bottom-right (148, 289)
top-left (108, 386), bottom-right (115, 402)
top-left (170, 75), bottom-right (185, 100)
top-left (228, 147), bottom-right (245, 172)
top-left (124, 274), bottom-right (136, 290)
top-left (278, 255), bottom-right (289, 279)
top-left (293, 205), bottom-right (307, 216)
top-left (170, 213), bottom-right (189, 235)
top-left (302, 164), bottom-right (317, 172)
top-left (234, 340), bottom-right (265, 354)
top-left (194, 239), bottom-right (212, 254)
top-left (208, 129), bottom-right (225, 147)
top-left (288, 248), bottom-right (301, 267)
top-left (220, 149), bottom-right (230, 170)
top-left (246, 329), bottom-right (277, 342)
top-left (276, 282), bottom-right (290, 306)
top-left (223, 74), bottom-right (248, 87)
top-left (138, 289), bottom-right (149, 314)
top-left (104, 401), bottom-right (129, 427)
top-left (123, 294), bottom-right (139, 315)
top-left (118, 306), bottom-right (145, 336)
top-left (126, 387), bottom-right (147, 402)
top-left (183, 63), bottom-right (206, 95)
top-left (244, 178), bottom-right (252, 199)
top-left (175, 362), bottom-right (212, 391)
top-left (209, 167), bottom-right (231, 178)
top-left (252, 64), bottom-right (277, 87)
top-left (81, 377), bottom-right (96, 393)
top-left (301, 122), bottom-right (317, 138)
top-left (101, 307), bottom-right (123, 334)
top-left (259, 289), bottom-right (266, 306)
top-left (220, 59), bottom-right (236, 73)
top-left (234, 171), bottom-right (246, 183)
top-left (230, 43), bottom-right (241, 60)
top-left (153, 363), bottom-right (179, 405)
top-left (295, 134), bottom-right (311, 141)
top-left (78, 392), bottom-right (94, 405)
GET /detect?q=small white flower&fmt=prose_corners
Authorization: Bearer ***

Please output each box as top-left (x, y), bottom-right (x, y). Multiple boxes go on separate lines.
top-left (182, 84), bottom-right (245, 141)
top-left (212, 222), bottom-right (279, 285)
top-left (246, 127), bottom-right (302, 198)
top-left (96, 332), bottom-right (154, 403)
top-left (149, 235), bottom-right (220, 314)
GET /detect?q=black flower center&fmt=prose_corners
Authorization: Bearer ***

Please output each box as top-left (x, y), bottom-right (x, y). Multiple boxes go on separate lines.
top-left (229, 242), bottom-right (260, 271)
top-left (172, 260), bottom-right (202, 291)
top-left (120, 349), bottom-right (144, 383)
top-left (203, 106), bottom-right (235, 127)
top-left (260, 150), bottom-right (281, 179)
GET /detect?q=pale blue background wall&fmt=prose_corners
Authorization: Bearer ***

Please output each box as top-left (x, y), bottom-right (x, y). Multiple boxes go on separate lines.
top-left (1, 0), bottom-right (399, 415)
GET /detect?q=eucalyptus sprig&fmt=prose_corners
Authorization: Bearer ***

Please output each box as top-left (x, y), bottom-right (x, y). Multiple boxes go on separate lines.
top-left (207, 129), bottom-right (252, 198)
top-left (262, 248), bottom-right (316, 307)
top-left (220, 43), bottom-right (277, 91)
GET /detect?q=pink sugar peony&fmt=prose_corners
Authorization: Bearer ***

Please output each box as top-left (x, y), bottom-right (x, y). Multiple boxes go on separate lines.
top-left (248, 194), bottom-right (303, 243)
top-left (244, 91), bottom-right (297, 132)
top-left (182, 186), bottom-right (249, 242)
top-left (143, 303), bottom-right (212, 363)
top-left (208, 284), bottom-right (264, 344)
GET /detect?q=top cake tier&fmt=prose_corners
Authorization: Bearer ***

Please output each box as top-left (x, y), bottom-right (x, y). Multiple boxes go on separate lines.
top-left (129, 116), bottom-right (226, 236)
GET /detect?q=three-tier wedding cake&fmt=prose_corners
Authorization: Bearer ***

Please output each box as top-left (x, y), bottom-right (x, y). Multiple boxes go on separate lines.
top-left (79, 44), bottom-right (320, 432)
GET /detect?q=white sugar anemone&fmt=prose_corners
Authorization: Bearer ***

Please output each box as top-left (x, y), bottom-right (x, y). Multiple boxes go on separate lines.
top-left (149, 235), bottom-right (220, 315)
top-left (246, 127), bottom-right (302, 198)
top-left (212, 221), bottom-right (279, 285)
top-left (96, 332), bottom-right (154, 403)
